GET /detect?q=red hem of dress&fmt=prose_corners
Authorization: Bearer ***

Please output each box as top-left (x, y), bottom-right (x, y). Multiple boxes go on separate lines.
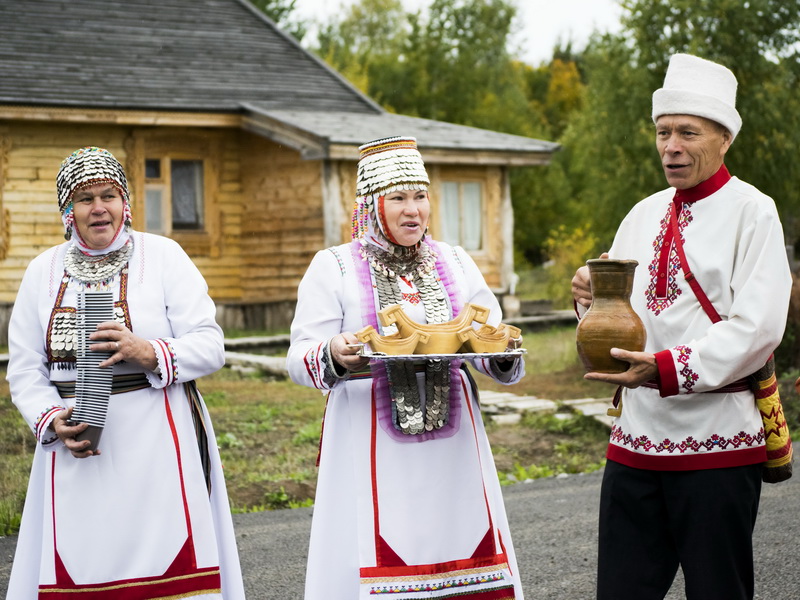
top-left (38, 568), bottom-right (221, 599)
top-left (360, 554), bottom-right (510, 578)
top-left (607, 443), bottom-right (766, 471)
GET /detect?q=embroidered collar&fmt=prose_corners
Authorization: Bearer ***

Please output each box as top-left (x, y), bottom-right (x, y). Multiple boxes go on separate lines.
top-left (673, 164), bottom-right (731, 205)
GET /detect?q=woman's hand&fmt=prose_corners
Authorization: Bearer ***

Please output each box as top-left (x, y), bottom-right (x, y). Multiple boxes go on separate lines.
top-left (91, 321), bottom-right (158, 371)
top-left (51, 407), bottom-right (99, 458)
top-left (572, 252), bottom-right (609, 308)
top-left (584, 348), bottom-right (657, 388)
top-left (330, 333), bottom-right (369, 372)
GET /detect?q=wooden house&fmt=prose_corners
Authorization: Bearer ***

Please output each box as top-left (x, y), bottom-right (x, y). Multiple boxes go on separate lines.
top-left (0, 0), bottom-right (558, 339)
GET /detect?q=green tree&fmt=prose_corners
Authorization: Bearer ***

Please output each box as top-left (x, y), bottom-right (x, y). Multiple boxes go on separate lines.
top-left (250, 0), bottom-right (307, 41)
top-left (314, 0), bottom-right (545, 137)
top-left (544, 0), bottom-right (800, 252)
top-left (315, 0), bottom-right (408, 100)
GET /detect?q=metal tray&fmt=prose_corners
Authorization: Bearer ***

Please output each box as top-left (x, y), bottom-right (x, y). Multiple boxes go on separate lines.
top-left (358, 348), bottom-right (526, 361)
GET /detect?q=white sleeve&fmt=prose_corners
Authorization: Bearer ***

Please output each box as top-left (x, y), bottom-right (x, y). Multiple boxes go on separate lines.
top-left (7, 253), bottom-right (66, 448)
top-left (143, 240), bottom-right (225, 388)
top-left (287, 249), bottom-right (349, 391)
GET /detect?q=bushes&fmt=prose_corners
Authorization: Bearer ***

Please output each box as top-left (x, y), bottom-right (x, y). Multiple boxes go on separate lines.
top-left (542, 224), bottom-right (598, 309)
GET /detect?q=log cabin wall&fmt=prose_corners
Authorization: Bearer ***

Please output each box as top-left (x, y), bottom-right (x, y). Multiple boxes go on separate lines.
top-left (232, 134), bottom-right (326, 332)
top-left (0, 124), bottom-right (511, 341)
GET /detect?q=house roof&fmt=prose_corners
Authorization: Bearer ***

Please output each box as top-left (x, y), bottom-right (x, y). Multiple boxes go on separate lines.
top-left (242, 106), bottom-right (558, 164)
top-left (0, 0), bottom-right (558, 162)
top-left (0, 0), bottom-right (379, 113)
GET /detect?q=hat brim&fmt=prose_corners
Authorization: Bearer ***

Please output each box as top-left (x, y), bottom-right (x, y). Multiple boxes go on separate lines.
top-left (652, 88), bottom-right (742, 141)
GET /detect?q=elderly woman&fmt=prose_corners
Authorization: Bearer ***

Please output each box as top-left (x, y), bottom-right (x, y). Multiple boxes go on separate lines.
top-left (5, 147), bottom-right (245, 599)
top-left (288, 137), bottom-right (526, 598)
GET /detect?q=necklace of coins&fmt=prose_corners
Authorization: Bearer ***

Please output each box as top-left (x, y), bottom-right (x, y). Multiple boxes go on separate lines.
top-left (64, 240), bottom-right (133, 287)
top-left (364, 241), bottom-right (452, 434)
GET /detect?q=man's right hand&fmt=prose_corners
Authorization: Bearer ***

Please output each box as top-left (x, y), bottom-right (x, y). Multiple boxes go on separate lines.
top-left (572, 252), bottom-right (609, 308)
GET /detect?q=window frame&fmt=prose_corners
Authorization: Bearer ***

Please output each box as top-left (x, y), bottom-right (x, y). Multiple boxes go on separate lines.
top-left (130, 132), bottom-right (221, 257)
top-left (437, 179), bottom-right (486, 253)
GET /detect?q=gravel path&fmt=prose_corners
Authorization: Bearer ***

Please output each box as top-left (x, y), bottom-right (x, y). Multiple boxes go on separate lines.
top-left (2, 469), bottom-right (798, 598)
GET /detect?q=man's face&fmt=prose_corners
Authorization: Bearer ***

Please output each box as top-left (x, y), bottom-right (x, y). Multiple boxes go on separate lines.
top-left (655, 114), bottom-right (732, 190)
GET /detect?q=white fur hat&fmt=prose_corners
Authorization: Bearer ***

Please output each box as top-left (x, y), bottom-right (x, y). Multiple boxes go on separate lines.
top-left (652, 53), bottom-right (742, 141)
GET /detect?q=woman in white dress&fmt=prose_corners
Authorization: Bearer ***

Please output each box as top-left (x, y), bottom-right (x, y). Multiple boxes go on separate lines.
top-left (288, 136), bottom-right (526, 599)
top-left (5, 147), bottom-right (245, 599)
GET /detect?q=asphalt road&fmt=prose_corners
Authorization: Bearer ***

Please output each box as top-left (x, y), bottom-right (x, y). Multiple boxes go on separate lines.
top-left (2, 469), bottom-right (798, 599)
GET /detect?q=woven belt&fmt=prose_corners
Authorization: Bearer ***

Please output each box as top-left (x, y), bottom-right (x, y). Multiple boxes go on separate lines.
top-left (54, 373), bottom-right (152, 399)
top-left (640, 377), bottom-right (751, 393)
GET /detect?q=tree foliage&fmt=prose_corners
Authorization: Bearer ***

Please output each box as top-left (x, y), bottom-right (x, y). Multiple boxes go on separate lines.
top-left (315, 0), bottom-right (547, 137)
top-left (309, 0), bottom-right (800, 263)
top-left (551, 0), bottom-right (800, 251)
top-left (250, 0), bottom-right (307, 41)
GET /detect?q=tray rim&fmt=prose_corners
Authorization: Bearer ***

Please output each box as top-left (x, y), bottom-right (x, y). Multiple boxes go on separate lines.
top-left (358, 348), bottom-right (527, 361)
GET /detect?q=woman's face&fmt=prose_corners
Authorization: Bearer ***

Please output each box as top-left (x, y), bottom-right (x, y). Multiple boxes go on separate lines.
top-left (379, 188), bottom-right (430, 247)
top-left (71, 183), bottom-right (125, 250)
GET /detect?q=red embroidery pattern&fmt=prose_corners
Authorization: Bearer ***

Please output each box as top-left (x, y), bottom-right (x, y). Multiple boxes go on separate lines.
top-left (645, 208), bottom-right (693, 315)
top-left (303, 343), bottom-right (325, 390)
top-left (610, 424), bottom-right (765, 454)
top-left (35, 406), bottom-right (64, 445)
top-left (675, 345), bottom-right (699, 393)
top-left (399, 275), bottom-right (420, 304)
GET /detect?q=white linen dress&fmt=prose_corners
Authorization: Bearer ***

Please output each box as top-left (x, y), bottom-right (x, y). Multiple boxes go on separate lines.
top-left (6, 231), bottom-right (245, 600)
top-left (288, 239), bottom-right (526, 599)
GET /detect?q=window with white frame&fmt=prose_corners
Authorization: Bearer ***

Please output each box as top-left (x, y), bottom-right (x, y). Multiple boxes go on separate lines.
top-left (439, 181), bottom-right (483, 251)
top-left (144, 157), bottom-right (204, 235)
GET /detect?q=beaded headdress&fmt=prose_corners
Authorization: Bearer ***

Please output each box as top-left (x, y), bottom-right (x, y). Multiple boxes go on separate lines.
top-left (351, 136), bottom-right (430, 241)
top-left (56, 146), bottom-right (133, 239)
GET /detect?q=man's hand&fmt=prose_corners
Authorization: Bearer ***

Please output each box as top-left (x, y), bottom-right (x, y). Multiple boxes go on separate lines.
top-left (572, 253), bottom-right (609, 308)
top-left (584, 348), bottom-right (658, 388)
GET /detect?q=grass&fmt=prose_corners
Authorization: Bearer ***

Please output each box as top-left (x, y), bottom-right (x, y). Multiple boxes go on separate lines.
top-left (0, 324), bottom-right (620, 535)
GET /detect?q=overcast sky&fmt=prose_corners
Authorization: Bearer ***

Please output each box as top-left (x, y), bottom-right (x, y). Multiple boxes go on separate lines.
top-left (292, 0), bottom-right (624, 65)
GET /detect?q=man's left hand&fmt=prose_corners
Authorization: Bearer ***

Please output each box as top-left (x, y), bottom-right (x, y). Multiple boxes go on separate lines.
top-left (584, 348), bottom-right (657, 388)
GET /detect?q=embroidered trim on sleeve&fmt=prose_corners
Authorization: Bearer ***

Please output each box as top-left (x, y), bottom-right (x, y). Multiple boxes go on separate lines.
top-left (303, 343), bottom-right (327, 390)
top-left (655, 349), bottom-right (678, 397)
top-left (675, 345), bottom-right (699, 393)
top-left (322, 340), bottom-right (349, 387)
top-left (151, 338), bottom-right (178, 386)
top-left (35, 405), bottom-right (65, 445)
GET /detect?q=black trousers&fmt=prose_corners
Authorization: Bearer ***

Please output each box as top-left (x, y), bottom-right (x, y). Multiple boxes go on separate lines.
top-left (597, 459), bottom-right (762, 600)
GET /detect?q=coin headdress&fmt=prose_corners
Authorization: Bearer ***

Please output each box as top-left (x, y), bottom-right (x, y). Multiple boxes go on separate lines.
top-left (56, 146), bottom-right (132, 244)
top-left (351, 136), bottom-right (430, 245)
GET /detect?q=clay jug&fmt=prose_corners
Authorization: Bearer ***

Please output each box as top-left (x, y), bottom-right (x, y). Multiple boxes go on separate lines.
top-left (575, 259), bottom-right (646, 373)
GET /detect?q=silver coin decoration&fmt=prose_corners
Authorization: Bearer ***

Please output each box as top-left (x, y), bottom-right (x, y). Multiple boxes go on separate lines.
top-left (64, 240), bottom-right (132, 287)
top-left (365, 240), bottom-right (453, 435)
top-left (48, 309), bottom-right (128, 360)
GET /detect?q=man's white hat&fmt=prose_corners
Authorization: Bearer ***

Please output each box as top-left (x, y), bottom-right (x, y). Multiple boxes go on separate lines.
top-left (652, 53), bottom-right (742, 141)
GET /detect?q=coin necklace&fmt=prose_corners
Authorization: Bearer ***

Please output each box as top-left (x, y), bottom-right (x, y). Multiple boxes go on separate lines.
top-left (64, 239), bottom-right (133, 289)
top-left (365, 241), bottom-right (452, 434)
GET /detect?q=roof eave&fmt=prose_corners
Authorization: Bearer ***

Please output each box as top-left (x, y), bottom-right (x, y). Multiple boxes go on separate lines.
top-left (240, 104), bottom-right (328, 159)
top-left (0, 104), bottom-right (241, 127)
top-left (326, 143), bottom-right (557, 166)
